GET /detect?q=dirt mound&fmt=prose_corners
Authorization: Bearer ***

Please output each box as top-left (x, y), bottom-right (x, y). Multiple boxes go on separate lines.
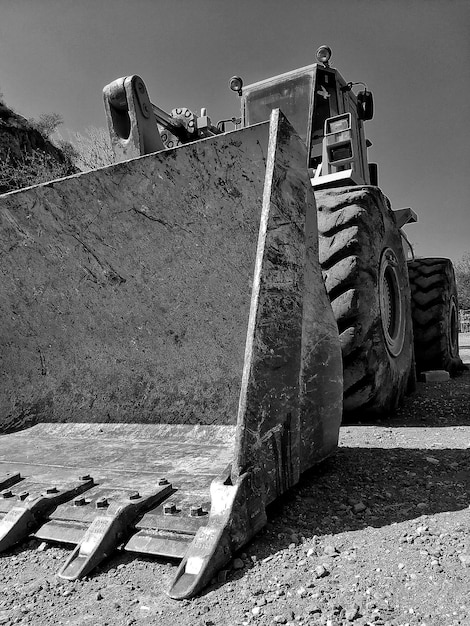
top-left (0, 102), bottom-right (76, 193)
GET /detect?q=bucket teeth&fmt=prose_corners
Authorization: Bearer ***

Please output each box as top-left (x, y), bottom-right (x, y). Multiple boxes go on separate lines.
top-left (168, 467), bottom-right (267, 600)
top-left (0, 477), bottom-right (94, 552)
top-left (57, 484), bottom-right (172, 581)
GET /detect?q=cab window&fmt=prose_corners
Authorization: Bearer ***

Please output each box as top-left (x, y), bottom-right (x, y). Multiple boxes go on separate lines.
top-left (244, 74), bottom-right (313, 144)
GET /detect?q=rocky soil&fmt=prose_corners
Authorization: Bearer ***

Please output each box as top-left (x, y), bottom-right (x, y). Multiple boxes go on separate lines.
top-left (1, 337), bottom-right (470, 626)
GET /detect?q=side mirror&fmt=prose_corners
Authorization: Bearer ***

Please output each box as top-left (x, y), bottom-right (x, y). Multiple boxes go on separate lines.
top-left (357, 90), bottom-right (374, 121)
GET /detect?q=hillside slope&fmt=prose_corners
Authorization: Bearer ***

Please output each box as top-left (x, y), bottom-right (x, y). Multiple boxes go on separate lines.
top-left (0, 101), bottom-right (76, 193)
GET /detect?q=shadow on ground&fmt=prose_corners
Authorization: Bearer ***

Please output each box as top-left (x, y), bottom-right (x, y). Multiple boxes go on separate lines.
top-left (263, 445), bottom-right (470, 543)
top-left (206, 443), bottom-right (470, 594)
top-left (344, 369), bottom-right (470, 427)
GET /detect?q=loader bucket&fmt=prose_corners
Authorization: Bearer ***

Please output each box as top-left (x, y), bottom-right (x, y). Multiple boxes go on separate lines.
top-left (0, 110), bottom-right (342, 598)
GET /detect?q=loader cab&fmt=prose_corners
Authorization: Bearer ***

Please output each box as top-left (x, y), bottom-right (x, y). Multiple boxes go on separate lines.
top-left (238, 47), bottom-right (374, 188)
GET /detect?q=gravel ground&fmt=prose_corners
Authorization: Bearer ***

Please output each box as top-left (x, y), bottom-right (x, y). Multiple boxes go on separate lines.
top-left (1, 337), bottom-right (470, 626)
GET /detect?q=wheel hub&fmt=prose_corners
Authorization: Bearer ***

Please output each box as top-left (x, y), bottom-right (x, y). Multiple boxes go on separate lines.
top-left (379, 248), bottom-right (406, 357)
top-left (449, 296), bottom-right (459, 357)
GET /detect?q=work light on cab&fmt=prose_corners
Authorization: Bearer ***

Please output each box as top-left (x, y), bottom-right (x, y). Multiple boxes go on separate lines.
top-left (229, 76), bottom-right (243, 96)
top-left (316, 45), bottom-right (332, 66)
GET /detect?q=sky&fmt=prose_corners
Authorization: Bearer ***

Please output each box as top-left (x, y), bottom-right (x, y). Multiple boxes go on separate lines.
top-left (0, 0), bottom-right (469, 264)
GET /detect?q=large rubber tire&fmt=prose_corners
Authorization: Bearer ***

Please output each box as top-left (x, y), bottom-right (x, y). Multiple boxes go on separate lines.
top-left (407, 257), bottom-right (463, 375)
top-left (316, 186), bottom-right (414, 415)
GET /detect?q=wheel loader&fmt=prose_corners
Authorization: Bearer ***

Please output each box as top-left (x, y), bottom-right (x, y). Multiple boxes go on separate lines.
top-left (0, 45), bottom-right (462, 599)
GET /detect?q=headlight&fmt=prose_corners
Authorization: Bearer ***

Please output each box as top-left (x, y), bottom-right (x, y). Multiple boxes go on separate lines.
top-left (229, 76), bottom-right (243, 95)
top-left (316, 45), bottom-right (332, 66)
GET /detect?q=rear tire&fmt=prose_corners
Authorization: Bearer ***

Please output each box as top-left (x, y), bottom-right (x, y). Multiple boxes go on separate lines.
top-left (407, 257), bottom-right (463, 375)
top-left (316, 186), bottom-right (414, 416)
